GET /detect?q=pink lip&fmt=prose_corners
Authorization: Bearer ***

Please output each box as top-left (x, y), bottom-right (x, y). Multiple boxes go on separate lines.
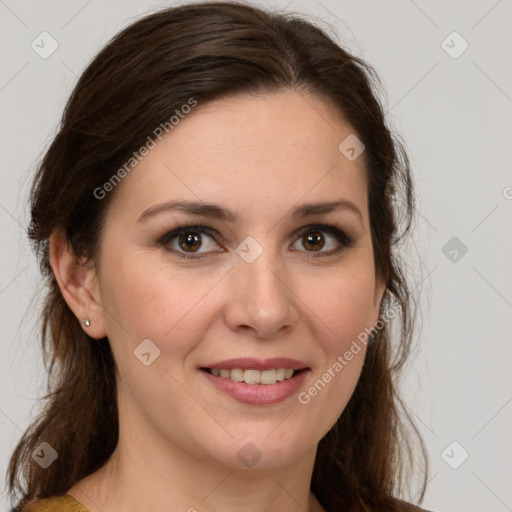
top-left (200, 368), bottom-right (309, 405)
top-left (203, 357), bottom-right (308, 371)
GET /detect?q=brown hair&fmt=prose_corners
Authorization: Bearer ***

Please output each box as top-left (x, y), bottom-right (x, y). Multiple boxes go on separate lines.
top-left (7, 2), bottom-right (428, 511)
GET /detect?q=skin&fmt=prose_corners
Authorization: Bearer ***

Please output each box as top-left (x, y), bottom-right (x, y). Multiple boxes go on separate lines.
top-left (51, 90), bottom-right (385, 512)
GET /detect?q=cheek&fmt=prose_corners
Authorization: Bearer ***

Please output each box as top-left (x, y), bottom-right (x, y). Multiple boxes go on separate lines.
top-left (99, 251), bottom-right (219, 360)
top-left (304, 264), bottom-right (378, 348)
top-left (295, 264), bottom-right (377, 418)
top-left (100, 245), bottom-right (378, 356)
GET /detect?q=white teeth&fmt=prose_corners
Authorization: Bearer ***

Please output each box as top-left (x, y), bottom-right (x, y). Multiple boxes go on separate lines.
top-left (209, 368), bottom-right (298, 385)
top-left (260, 369), bottom-right (277, 384)
top-left (244, 369), bottom-right (260, 384)
top-left (276, 368), bottom-right (286, 381)
top-left (230, 368), bottom-right (244, 381)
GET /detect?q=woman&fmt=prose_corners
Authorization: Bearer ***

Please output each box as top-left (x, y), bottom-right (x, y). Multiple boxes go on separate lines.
top-left (7, 2), bottom-right (433, 511)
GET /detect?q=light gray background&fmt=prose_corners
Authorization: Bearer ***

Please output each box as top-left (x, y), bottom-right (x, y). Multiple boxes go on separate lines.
top-left (1, 1), bottom-right (511, 511)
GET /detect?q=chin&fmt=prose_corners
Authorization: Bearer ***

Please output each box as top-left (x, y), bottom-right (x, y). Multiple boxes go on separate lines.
top-left (204, 426), bottom-right (317, 471)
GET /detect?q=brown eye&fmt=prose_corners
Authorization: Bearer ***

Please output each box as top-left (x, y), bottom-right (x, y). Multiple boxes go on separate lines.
top-left (159, 225), bottom-right (220, 258)
top-left (159, 223), bottom-right (354, 260)
top-left (302, 230), bottom-right (325, 251)
top-left (178, 231), bottom-right (202, 252)
top-left (291, 224), bottom-right (355, 257)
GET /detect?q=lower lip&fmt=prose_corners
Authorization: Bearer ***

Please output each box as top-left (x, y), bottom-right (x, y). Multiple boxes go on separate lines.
top-left (200, 369), bottom-right (309, 405)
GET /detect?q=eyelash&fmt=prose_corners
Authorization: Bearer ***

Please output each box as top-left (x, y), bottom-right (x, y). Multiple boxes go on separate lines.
top-left (157, 223), bottom-right (355, 260)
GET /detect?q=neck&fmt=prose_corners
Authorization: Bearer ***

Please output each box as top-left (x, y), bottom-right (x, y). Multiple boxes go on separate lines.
top-left (68, 410), bottom-right (324, 512)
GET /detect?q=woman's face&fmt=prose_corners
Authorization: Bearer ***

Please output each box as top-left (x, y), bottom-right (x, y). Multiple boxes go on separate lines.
top-left (92, 90), bottom-right (384, 470)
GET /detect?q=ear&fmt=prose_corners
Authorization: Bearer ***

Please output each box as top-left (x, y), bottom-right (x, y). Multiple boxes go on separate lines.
top-left (49, 229), bottom-right (107, 339)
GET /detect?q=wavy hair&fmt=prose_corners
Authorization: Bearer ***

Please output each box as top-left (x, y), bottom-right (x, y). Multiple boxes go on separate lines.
top-left (7, 2), bottom-right (427, 510)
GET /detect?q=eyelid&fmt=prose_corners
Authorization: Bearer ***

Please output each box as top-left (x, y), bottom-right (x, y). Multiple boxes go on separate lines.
top-left (293, 223), bottom-right (353, 245)
top-left (158, 223), bottom-right (355, 258)
top-left (157, 224), bottom-right (221, 259)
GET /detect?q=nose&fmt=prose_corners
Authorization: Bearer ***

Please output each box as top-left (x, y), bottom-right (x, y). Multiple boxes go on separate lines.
top-left (224, 246), bottom-right (299, 339)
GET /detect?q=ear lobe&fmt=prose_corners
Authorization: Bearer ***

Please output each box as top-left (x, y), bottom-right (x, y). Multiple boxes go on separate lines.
top-left (49, 229), bottom-right (107, 339)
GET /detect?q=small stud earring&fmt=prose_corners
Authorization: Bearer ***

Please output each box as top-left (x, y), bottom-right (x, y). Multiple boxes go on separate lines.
top-left (81, 318), bottom-right (91, 327)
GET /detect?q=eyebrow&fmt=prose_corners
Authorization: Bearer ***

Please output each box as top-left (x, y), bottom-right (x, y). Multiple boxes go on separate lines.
top-left (137, 199), bottom-right (363, 224)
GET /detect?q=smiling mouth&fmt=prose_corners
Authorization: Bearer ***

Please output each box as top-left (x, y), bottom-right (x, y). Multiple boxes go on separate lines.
top-left (201, 368), bottom-right (305, 385)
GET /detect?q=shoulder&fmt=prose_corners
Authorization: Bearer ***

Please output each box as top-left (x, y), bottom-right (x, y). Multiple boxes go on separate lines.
top-left (21, 494), bottom-right (90, 512)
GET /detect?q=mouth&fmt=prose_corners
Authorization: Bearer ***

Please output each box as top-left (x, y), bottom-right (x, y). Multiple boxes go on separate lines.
top-left (199, 357), bottom-right (310, 404)
top-left (201, 367), bottom-right (306, 385)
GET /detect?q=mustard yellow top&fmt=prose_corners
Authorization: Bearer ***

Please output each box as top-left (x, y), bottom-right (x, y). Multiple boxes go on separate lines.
top-left (21, 493), bottom-right (431, 511)
top-left (22, 494), bottom-right (90, 512)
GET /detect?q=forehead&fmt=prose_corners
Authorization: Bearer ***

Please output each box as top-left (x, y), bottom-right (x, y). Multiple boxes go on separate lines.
top-left (106, 90), bottom-right (368, 224)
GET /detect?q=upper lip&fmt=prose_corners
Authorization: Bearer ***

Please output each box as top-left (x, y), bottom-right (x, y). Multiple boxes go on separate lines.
top-left (201, 357), bottom-right (309, 371)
